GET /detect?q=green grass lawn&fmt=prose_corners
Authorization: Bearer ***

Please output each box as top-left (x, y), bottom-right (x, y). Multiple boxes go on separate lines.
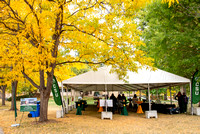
top-left (48, 96), bottom-right (96, 109)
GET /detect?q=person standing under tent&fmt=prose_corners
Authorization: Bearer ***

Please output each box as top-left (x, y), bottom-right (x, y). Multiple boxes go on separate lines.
top-left (110, 93), bottom-right (117, 114)
top-left (132, 94), bottom-right (138, 111)
top-left (117, 94), bottom-right (123, 114)
top-left (175, 91), bottom-right (184, 113)
top-left (182, 92), bottom-right (188, 113)
top-left (121, 94), bottom-right (127, 104)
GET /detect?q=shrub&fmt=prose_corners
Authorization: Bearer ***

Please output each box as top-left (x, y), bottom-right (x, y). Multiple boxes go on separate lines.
top-left (7, 94), bottom-right (35, 101)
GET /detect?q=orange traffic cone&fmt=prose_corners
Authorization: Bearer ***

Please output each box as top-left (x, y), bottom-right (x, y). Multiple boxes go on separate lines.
top-left (98, 107), bottom-right (103, 112)
top-left (137, 105), bottom-right (144, 114)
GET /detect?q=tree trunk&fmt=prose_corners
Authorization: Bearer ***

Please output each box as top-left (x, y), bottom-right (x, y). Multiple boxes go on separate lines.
top-left (39, 90), bottom-right (50, 122)
top-left (39, 70), bottom-right (53, 122)
top-left (1, 85), bottom-right (7, 106)
top-left (10, 81), bottom-right (18, 110)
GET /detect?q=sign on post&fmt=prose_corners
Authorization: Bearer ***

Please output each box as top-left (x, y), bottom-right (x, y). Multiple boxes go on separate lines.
top-left (20, 98), bottom-right (37, 112)
top-left (100, 99), bottom-right (113, 107)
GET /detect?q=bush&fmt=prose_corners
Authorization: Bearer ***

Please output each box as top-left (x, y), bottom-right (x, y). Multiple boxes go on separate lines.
top-left (7, 94), bottom-right (34, 101)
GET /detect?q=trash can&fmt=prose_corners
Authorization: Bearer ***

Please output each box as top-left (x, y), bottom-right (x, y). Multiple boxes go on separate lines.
top-left (29, 101), bottom-right (40, 117)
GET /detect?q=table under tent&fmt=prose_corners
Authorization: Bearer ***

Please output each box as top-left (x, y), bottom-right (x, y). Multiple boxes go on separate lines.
top-left (60, 66), bottom-right (191, 119)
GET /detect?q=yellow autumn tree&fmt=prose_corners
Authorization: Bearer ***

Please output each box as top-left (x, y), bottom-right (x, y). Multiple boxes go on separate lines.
top-left (0, 0), bottom-right (178, 122)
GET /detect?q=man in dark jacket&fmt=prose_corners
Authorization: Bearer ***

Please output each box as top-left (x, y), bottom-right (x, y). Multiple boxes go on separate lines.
top-left (110, 94), bottom-right (117, 114)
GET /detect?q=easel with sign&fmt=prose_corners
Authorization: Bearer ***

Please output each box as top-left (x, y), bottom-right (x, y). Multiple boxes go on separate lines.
top-left (19, 98), bottom-right (38, 126)
top-left (100, 99), bottom-right (113, 120)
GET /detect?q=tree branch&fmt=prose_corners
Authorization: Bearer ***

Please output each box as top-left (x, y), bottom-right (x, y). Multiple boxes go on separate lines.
top-left (25, 33), bottom-right (39, 47)
top-left (97, 1), bottom-right (110, 14)
top-left (56, 58), bottom-right (112, 66)
top-left (24, 0), bottom-right (40, 26)
top-left (1, 0), bottom-right (24, 24)
top-left (0, 31), bottom-right (17, 35)
top-left (21, 71), bottom-right (40, 89)
top-left (63, 24), bottom-right (107, 44)
top-left (66, 2), bottom-right (97, 19)
top-left (0, 22), bottom-right (18, 32)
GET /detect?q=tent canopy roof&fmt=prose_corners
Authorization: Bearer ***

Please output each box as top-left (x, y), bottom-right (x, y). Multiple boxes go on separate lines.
top-left (62, 66), bottom-right (190, 91)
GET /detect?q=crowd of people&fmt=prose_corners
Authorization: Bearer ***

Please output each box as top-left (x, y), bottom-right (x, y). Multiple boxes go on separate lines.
top-left (101, 91), bottom-right (188, 114)
top-left (108, 93), bottom-right (127, 114)
top-left (108, 93), bottom-right (140, 114)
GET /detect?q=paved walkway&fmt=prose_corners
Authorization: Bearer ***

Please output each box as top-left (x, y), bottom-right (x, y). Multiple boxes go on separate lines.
top-left (0, 127), bottom-right (3, 134)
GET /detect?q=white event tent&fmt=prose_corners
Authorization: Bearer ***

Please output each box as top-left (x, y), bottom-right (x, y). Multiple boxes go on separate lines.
top-left (61, 66), bottom-right (191, 114)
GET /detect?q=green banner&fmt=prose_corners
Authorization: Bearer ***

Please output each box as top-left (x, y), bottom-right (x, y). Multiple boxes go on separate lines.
top-left (52, 75), bottom-right (62, 106)
top-left (192, 70), bottom-right (200, 104)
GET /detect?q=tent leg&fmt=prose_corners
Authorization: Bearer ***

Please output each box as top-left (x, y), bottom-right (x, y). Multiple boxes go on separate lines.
top-left (105, 84), bottom-right (107, 113)
top-left (190, 82), bottom-right (193, 115)
top-left (74, 91), bottom-right (76, 108)
top-left (169, 86), bottom-right (172, 105)
top-left (61, 82), bottom-right (65, 117)
top-left (66, 86), bottom-right (69, 113)
top-left (148, 83), bottom-right (151, 111)
top-left (71, 89), bottom-right (73, 110)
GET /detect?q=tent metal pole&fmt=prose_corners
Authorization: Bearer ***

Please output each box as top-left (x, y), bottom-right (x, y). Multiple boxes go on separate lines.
top-left (105, 84), bottom-right (107, 113)
top-left (61, 82), bottom-right (65, 117)
top-left (148, 83), bottom-right (151, 111)
top-left (74, 90), bottom-right (76, 108)
top-left (190, 81), bottom-right (193, 115)
top-left (169, 86), bottom-right (172, 105)
top-left (66, 85), bottom-right (69, 113)
top-left (71, 89), bottom-right (73, 109)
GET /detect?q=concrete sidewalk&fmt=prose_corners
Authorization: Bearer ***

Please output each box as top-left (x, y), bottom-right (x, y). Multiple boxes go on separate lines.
top-left (0, 127), bottom-right (3, 134)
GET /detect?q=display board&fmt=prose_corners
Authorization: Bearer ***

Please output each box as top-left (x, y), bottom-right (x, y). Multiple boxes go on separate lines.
top-left (20, 98), bottom-right (37, 112)
top-left (100, 99), bottom-right (113, 107)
